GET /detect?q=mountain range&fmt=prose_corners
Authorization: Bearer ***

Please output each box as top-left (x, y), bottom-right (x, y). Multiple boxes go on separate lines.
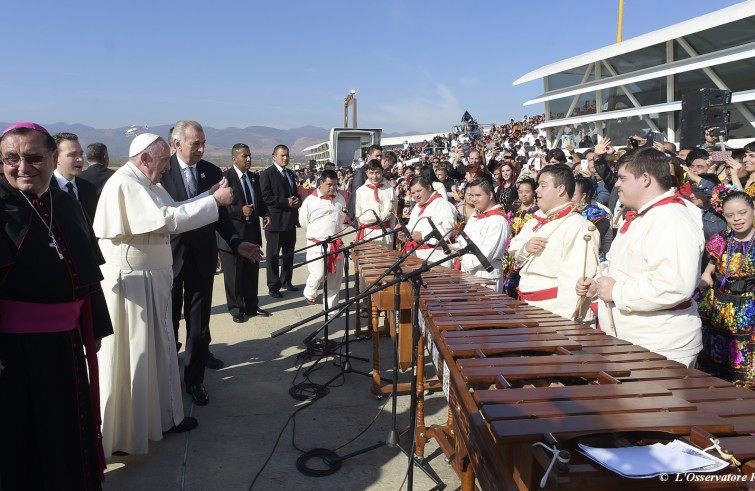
top-left (1, 123), bottom-right (418, 162)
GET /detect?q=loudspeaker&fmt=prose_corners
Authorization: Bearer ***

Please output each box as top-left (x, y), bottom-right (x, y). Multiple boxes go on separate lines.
top-left (679, 89), bottom-right (731, 148)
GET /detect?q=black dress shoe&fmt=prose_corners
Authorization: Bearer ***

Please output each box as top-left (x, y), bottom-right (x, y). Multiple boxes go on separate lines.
top-left (205, 355), bottom-right (225, 370)
top-left (248, 307), bottom-right (272, 317)
top-left (186, 385), bottom-right (210, 406)
top-left (283, 283), bottom-right (299, 292)
top-left (231, 314), bottom-right (245, 323)
top-left (163, 416), bottom-right (199, 434)
top-left (269, 290), bottom-right (283, 298)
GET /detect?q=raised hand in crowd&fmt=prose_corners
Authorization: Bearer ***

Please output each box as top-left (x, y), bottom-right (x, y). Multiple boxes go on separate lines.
top-left (594, 137), bottom-right (613, 156)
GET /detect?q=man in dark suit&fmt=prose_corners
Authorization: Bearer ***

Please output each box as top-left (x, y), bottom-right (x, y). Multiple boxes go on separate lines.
top-left (79, 142), bottom-right (114, 202)
top-left (218, 144), bottom-right (272, 323)
top-left (160, 120), bottom-right (261, 406)
top-left (50, 132), bottom-right (98, 222)
top-left (259, 144), bottom-right (301, 298)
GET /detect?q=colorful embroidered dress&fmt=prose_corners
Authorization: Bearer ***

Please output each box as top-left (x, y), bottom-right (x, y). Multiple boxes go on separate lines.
top-left (502, 204), bottom-right (539, 298)
top-left (696, 231), bottom-right (755, 387)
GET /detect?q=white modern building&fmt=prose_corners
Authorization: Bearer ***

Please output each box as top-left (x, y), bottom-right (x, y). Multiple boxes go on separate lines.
top-left (514, 1), bottom-right (755, 148)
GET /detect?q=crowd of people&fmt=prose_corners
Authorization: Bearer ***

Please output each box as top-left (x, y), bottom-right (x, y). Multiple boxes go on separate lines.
top-left (0, 111), bottom-right (754, 490)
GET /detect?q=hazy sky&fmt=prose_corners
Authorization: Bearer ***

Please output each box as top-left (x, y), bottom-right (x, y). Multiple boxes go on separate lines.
top-left (0, 0), bottom-right (742, 133)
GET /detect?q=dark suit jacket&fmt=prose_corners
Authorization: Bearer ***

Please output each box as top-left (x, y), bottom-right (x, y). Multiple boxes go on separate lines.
top-left (259, 164), bottom-right (300, 232)
top-left (217, 168), bottom-right (266, 252)
top-left (79, 164), bottom-right (115, 198)
top-left (160, 156), bottom-right (241, 279)
top-left (50, 175), bottom-right (98, 223)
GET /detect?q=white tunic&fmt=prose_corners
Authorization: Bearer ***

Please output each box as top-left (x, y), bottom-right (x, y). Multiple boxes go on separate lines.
top-left (508, 203), bottom-right (600, 320)
top-left (300, 191), bottom-right (347, 309)
top-left (354, 178), bottom-right (396, 245)
top-left (456, 208), bottom-right (510, 292)
top-left (406, 192), bottom-right (456, 267)
top-left (600, 190), bottom-right (704, 366)
top-left (93, 162), bottom-right (220, 458)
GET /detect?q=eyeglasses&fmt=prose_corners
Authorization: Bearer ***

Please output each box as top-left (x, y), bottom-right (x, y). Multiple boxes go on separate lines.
top-left (2, 154), bottom-right (48, 167)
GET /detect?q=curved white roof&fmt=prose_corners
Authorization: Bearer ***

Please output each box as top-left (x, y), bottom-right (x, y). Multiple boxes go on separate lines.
top-left (513, 1), bottom-right (755, 86)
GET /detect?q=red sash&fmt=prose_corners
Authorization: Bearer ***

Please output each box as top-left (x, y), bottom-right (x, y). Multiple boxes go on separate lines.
top-left (308, 238), bottom-right (344, 273)
top-left (518, 287), bottom-right (558, 302)
top-left (355, 220), bottom-right (390, 242)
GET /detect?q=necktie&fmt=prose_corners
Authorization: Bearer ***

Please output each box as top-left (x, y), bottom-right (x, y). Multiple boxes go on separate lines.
top-left (242, 174), bottom-right (253, 205)
top-left (283, 170), bottom-right (293, 190)
top-left (184, 167), bottom-right (197, 198)
top-left (65, 182), bottom-right (76, 198)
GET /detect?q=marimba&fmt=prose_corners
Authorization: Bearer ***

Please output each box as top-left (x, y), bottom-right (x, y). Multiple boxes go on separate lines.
top-left (355, 243), bottom-right (755, 490)
top-left (352, 242), bottom-right (492, 395)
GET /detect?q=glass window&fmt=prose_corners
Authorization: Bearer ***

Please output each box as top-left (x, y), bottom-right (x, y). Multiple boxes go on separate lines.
top-left (683, 17), bottom-right (755, 56)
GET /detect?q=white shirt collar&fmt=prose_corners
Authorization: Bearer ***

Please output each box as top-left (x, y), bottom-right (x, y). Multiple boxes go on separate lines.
top-left (234, 166), bottom-right (247, 179)
top-left (53, 170), bottom-right (75, 191)
top-left (273, 162), bottom-right (287, 174)
top-left (176, 154), bottom-right (193, 170)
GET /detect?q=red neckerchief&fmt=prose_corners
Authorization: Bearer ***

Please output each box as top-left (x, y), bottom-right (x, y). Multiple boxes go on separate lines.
top-left (418, 192), bottom-right (441, 217)
top-left (311, 190), bottom-right (335, 201)
top-left (475, 207), bottom-right (506, 219)
top-left (366, 182), bottom-right (384, 203)
top-left (532, 205), bottom-right (573, 231)
top-left (619, 195), bottom-right (686, 234)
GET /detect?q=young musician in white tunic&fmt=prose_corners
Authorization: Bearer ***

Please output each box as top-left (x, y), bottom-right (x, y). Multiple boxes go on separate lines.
top-left (509, 164), bottom-right (600, 320)
top-left (399, 176), bottom-right (457, 268)
top-left (94, 134), bottom-right (262, 459)
top-left (453, 176), bottom-right (510, 292)
top-left (300, 170), bottom-right (347, 310)
top-left (354, 159), bottom-right (395, 245)
top-left (576, 148), bottom-right (704, 367)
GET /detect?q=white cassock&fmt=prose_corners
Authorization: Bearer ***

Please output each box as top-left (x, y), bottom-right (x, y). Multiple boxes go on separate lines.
top-left (354, 178), bottom-right (396, 245)
top-left (93, 161), bottom-right (220, 459)
top-left (406, 192), bottom-right (457, 268)
top-left (300, 191), bottom-right (347, 309)
top-left (455, 207), bottom-right (510, 292)
top-left (508, 203), bottom-right (600, 321)
top-left (600, 190), bottom-right (704, 367)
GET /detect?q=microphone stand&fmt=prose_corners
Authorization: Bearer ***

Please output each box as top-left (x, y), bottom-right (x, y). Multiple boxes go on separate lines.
top-left (292, 243), bottom-right (475, 489)
top-left (289, 225), bottom-right (401, 379)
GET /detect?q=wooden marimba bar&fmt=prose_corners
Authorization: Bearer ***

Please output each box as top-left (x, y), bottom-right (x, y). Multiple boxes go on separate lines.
top-left (354, 243), bottom-right (755, 490)
top-left (352, 242), bottom-right (492, 395)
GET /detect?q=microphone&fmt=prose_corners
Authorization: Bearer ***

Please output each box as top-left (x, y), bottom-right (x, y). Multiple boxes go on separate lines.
top-left (459, 230), bottom-right (494, 272)
top-left (393, 212), bottom-right (411, 238)
top-left (427, 218), bottom-right (452, 254)
top-left (371, 209), bottom-right (387, 234)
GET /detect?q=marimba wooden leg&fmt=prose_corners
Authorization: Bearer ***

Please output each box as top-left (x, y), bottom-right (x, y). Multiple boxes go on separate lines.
top-left (353, 273), bottom-right (362, 336)
top-left (370, 295), bottom-right (382, 395)
top-left (460, 459), bottom-right (476, 491)
top-left (416, 333), bottom-right (427, 458)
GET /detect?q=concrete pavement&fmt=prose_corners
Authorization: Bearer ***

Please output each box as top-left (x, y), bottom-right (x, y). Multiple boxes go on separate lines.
top-left (102, 228), bottom-right (462, 491)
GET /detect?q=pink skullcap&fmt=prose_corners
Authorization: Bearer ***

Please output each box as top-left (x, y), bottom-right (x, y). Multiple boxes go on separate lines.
top-left (2, 122), bottom-right (49, 136)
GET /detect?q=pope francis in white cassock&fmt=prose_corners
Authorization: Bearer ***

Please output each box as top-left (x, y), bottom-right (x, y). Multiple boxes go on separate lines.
top-left (93, 133), bottom-right (229, 459)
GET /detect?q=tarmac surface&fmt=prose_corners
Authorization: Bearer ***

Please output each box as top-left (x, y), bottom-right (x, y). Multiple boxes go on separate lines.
top-left (103, 228), bottom-right (463, 491)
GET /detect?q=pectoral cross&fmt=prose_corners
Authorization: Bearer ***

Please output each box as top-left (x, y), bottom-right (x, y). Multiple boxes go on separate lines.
top-left (49, 237), bottom-right (63, 260)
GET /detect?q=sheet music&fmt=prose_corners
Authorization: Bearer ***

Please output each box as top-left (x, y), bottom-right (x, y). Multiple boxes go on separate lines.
top-left (578, 440), bottom-right (729, 478)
